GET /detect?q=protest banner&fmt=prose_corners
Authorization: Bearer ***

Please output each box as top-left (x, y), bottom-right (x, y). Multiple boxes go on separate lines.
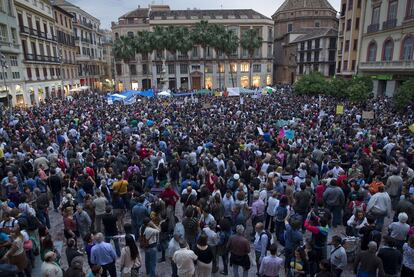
top-left (336, 105), bottom-right (344, 115)
top-left (362, 111), bottom-right (375, 119)
top-left (409, 123), bottom-right (414, 134)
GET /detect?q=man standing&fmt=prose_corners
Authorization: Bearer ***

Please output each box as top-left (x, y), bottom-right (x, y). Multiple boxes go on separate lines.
top-left (227, 225), bottom-right (251, 277)
top-left (259, 244), bottom-right (283, 277)
top-left (323, 180), bottom-right (345, 228)
top-left (141, 217), bottom-right (160, 277)
top-left (294, 183), bottom-right (312, 231)
top-left (386, 169), bottom-right (403, 210)
top-left (48, 168), bottom-right (62, 211)
top-left (366, 185), bottom-right (392, 230)
top-left (354, 241), bottom-right (385, 277)
top-left (254, 223), bottom-right (268, 275)
top-left (377, 235), bottom-right (402, 277)
top-left (73, 204), bottom-right (92, 246)
top-left (90, 233), bottom-right (117, 277)
top-left (172, 240), bottom-right (198, 277)
top-left (131, 196), bottom-right (149, 240)
top-left (329, 236), bottom-right (347, 277)
top-left (92, 190), bottom-right (107, 233)
top-left (102, 206), bottom-right (120, 257)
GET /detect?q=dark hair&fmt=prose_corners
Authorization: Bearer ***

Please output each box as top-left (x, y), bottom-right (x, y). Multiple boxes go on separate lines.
top-left (269, 243), bottom-right (277, 255)
top-left (124, 223), bottom-right (132, 235)
top-left (366, 215), bottom-right (376, 224)
top-left (143, 217), bottom-right (151, 225)
top-left (91, 265), bottom-right (102, 275)
top-left (382, 235), bottom-right (395, 247)
top-left (319, 217), bottom-right (328, 227)
top-left (197, 233), bottom-right (208, 247)
top-left (319, 259), bottom-right (331, 271)
top-left (67, 238), bottom-right (76, 248)
top-left (300, 183), bottom-right (306, 190)
top-left (125, 234), bottom-right (139, 260)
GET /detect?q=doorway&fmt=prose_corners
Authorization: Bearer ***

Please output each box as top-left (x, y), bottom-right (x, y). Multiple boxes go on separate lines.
top-left (191, 76), bottom-right (201, 90)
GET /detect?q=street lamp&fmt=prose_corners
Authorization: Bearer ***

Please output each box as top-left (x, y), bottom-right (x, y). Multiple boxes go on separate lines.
top-left (0, 52), bottom-right (11, 115)
top-left (58, 47), bottom-right (64, 100)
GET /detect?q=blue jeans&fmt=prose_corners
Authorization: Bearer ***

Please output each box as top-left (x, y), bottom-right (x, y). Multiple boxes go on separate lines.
top-left (37, 208), bottom-right (50, 228)
top-left (375, 214), bottom-right (386, 231)
top-left (145, 247), bottom-right (157, 277)
top-left (232, 264), bottom-right (248, 277)
top-left (105, 236), bottom-right (121, 257)
top-left (329, 205), bottom-right (342, 227)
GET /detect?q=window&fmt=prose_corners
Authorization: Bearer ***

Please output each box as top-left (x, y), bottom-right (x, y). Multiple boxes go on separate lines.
top-left (129, 64), bottom-right (136, 75)
top-left (180, 64), bottom-right (188, 74)
top-left (230, 63), bottom-right (237, 73)
top-left (241, 63), bottom-right (249, 72)
top-left (191, 65), bottom-right (200, 71)
top-left (299, 64), bottom-right (304, 74)
top-left (300, 42), bottom-right (305, 50)
top-left (300, 53), bottom-right (304, 62)
top-left (307, 52), bottom-right (311, 61)
top-left (351, 60), bottom-right (356, 71)
top-left (346, 19), bottom-right (352, 31)
top-left (357, 0), bottom-right (361, 8)
top-left (345, 40), bottom-right (350, 52)
top-left (401, 36), bottom-right (413, 60)
top-left (372, 7), bottom-right (380, 24)
top-left (382, 39), bottom-right (394, 61)
top-left (0, 0), bottom-right (4, 12)
top-left (287, 23), bottom-right (293, 33)
top-left (348, 0), bottom-right (353, 10)
top-left (0, 71), bottom-right (7, 80)
top-left (353, 39), bottom-right (358, 51)
top-left (0, 24), bottom-right (7, 42)
top-left (314, 51), bottom-right (320, 61)
top-left (12, 72), bottom-right (20, 79)
top-left (204, 65), bottom-right (212, 73)
top-left (9, 56), bottom-right (17, 66)
top-left (127, 31), bottom-right (133, 38)
top-left (253, 64), bottom-right (261, 72)
top-left (35, 68), bottom-right (40, 78)
top-left (315, 39), bottom-right (320, 49)
top-left (156, 64), bottom-right (162, 74)
top-left (388, 0), bottom-right (398, 20)
top-left (50, 67), bottom-right (55, 76)
top-left (343, 60), bottom-right (348, 70)
top-left (11, 28), bottom-right (17, 44)
top-left (116, 64), bottom-right (122, 75)
top-left (192, 47), bottom-right (198, 57)
top-left (367, 41), bottom-right (377, 62)
top-left (355, 18), bottom-right (360, 30)
top-left (307, 41), bottom-right (312, 50)
top-left (267, 64), bottom-right (272, 73)
top-left (408, 0), bottom-right (414, 18)
top-left (42, 67), bottom-right (47, 79)
top-left (218, 64), bottom-right (224, 73)
top-left (313, 64), bottom-right (318, 72)
top-left (168, 64), bottom-right (175, 74)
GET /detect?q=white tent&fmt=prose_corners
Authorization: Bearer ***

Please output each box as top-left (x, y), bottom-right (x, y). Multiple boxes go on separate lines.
top-left (158, 91), bottom-right (171, 97)
top-left (79, 86), bottom-right (90, 90)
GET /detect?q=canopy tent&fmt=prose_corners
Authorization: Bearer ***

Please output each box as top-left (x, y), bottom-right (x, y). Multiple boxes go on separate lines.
top-left (158, 91), bottom-right (172, 97)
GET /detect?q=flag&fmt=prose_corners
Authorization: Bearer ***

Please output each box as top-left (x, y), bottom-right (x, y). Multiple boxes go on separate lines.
top-left (278, 128), bottom-right (285, 139)
top-left (409, 123), bottom-right (414, 134)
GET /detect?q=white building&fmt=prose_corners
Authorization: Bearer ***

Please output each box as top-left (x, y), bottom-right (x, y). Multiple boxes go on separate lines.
top-left (0, 0), bottom-right (26, 106)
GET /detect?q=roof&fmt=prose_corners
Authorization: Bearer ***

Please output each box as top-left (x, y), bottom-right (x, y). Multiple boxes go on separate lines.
top-left (52, 4), bottom-right (74, 17)
top-left (275, 0), bottom-right (335, 14)
top-left (291, 27), bottom-right (338, 43)
top-left (149, 9), bottom-right (272, 21)
top-left (120, 7), bottom-right (149, 19)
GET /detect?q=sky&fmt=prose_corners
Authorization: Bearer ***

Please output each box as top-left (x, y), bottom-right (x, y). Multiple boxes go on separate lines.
top-left (71, 0), bottom-right (341, 29)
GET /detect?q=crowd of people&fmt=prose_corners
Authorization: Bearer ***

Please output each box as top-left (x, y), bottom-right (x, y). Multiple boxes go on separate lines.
top-left (0, 90), bottom-right (413, 277)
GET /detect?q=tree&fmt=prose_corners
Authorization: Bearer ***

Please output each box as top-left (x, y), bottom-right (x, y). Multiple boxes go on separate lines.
top-left (113, 36), bottom-right (136, 90)
top-left (326, 77), bottom-right (348, 98)
top-left (347, 76), bottom-right (373, 102)
top-left (209, 24), bottom-right (226, 89)
top-left (135, 30), bottom-right (154, 89)
top-left (191, 20), bottom-right (213, 89)
top-left (240, 29), bottom-right (263, 88)
top-left (175, 27), bottom-right (194, 90)
top-left (222, 30), bottom-right (239, 88)
top-left (294, 72), bottom-right (328, 95)
top-left (394, 79), bottom-right (414, 110)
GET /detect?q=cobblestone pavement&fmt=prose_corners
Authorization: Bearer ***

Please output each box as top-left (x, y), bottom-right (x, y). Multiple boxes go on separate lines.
top-left (31, 208), bottom-right (394, 276)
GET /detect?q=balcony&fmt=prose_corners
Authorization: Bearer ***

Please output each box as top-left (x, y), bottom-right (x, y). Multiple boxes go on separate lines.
top-left (73, 19), bottom-right (94, 29)
top-left (25, 54), bottom-right (60, 63)
top-left (20, 26), bottom-right (57, 42)
top-left (339, 31), bottom-right (344, 36)
top-left (382, 19), bottom-right (397, 30)
top-left (367, 23), bottom-right (379, 33)
top-left (81, 37), bottom-right (91, 44)
top-left (359, 60), bottom-right (414, 70)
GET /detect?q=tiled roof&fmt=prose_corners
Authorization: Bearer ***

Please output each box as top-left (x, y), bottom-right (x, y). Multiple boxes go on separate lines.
top-left (276, 0), bottom-right (335, 14)
top-left (291, 27), bottom-right (338, 43)
top-left (120, 8), bottom-right (150, 19)
top-left (149, 9), bottom-right (271, 20)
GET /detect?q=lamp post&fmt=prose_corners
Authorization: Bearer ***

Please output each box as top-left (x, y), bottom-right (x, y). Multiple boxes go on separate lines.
top-left (58, 48), bottom-right (64, 100)
top-left (0, 52), bottom-right (11, 115)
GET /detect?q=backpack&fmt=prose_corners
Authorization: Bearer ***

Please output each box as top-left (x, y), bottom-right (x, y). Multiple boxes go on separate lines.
top-left (259, 230), bottom-right (272, 251)
top-left (275, 206), bottom-right (288, 222)
top-left (138, 227), bottom-right (150, 249)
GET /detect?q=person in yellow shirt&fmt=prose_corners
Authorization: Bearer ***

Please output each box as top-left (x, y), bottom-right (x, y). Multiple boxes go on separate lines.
top-left (112, 176), bottom-right (129, 209)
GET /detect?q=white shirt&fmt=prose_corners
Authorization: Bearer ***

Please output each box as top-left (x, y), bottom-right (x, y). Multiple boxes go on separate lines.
top-left (144, 226), bottom-right (160, 245)
top-left (173, 248), bottom-right (198, 276)
top-left (330, 245), bottom-right (347, 270)
top-left (367, 192), bottom-right (392, 216)
top-left (267, 197), bottom-right (279, 216)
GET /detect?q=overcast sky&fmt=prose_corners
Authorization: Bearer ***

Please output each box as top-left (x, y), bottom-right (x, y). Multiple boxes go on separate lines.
top-left (71, 0), bottom-right (341, 29)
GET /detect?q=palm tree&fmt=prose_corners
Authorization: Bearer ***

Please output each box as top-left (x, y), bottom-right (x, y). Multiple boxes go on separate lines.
top-left (113, 36), bottom-right (136, 90)
top-left (191, 20), bottom-right (213, 89)
top-left (151, 26), bottom-right (169, 89)
top-left (223, 30), bottom-right (240, 88)
top-left (135, 30), bottom-right (154, 90)
top-left (209, 24), bottom-right (226, 90)
top-left (164, 26), bottom-right (180, 90)
top-left (174, 27), bottom-right (193, 90)
top-left (240, 29), bottom-right (263, 88)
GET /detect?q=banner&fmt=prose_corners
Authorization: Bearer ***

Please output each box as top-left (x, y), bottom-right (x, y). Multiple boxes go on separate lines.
top-left (336, 105), bottom-right (344, 115)
top-left (362, 111), bottom-right (374, 119)
top-left (409, 123), bottom-right (414, 134)
top-left (285, 129), bottom-right (295, 140)
top-left (227, 87), bottom-right (240, 96)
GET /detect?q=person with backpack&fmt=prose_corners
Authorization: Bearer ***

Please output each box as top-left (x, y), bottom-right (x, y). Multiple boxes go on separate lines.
top-left (366, 184), bottom-right (391, 231)
top-left (359, 215), bottom-right (381, 251)
top-left (329, 236), bottom-right (347, 277)
top-left (253, 222), bottom-right (270, 274)
top-left (139, 217), bottom-right (160, 277)
top-left (274, 196), bottom-right (289, 243)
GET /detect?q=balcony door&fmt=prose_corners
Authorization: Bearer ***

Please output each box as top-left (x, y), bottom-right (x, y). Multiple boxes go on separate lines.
top-left (31, 41), bottom-right (37, 58)
top-left (17, 13), bottom-right (23, 28)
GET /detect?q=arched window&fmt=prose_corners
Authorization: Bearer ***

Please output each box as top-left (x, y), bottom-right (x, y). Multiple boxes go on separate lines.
top-left (401, 36), bottom-right (413, 60)
top-left (382, 38), bottom-right (394, 61)
top-left (367, 41), bottom-right (377, 62)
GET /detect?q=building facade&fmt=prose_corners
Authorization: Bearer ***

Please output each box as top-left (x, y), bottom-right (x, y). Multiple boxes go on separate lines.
top-left (336, 0), bottom-right (363, 77)
top-left (112, 5), bottom-right (274, 91)
top-left (15, 0), bottom-right (63, 105)
top-left (101, 29), bottom-right (114, 91)
top-left (358, 0), bottom-right (414, 96)
top-left (294, 28), bottom-right (338, 79)
top-left (54, 0), bottom-right (104, 90)
top-left (0, 0), bottom-right (26, 106)
top-left (272, 0), bottom-right (338, 84)
top-left (52, 3), bottom-right (78, 96)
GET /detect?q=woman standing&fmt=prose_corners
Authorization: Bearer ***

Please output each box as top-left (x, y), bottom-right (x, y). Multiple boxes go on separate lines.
top-left (194, 234), bottom-right (213, 277)
top-left (402, 235), bottom-right (414, 277)
top-left (63, 206), bottom-right (78, 242)
top-left (289, 246), bottom-right (309, 277)
top-left (265, 191), bottom-right (279, 232)
top-left (119, 234), bottom-right (141, 277)
top-left (1, 226), bottom-right (29, 277)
